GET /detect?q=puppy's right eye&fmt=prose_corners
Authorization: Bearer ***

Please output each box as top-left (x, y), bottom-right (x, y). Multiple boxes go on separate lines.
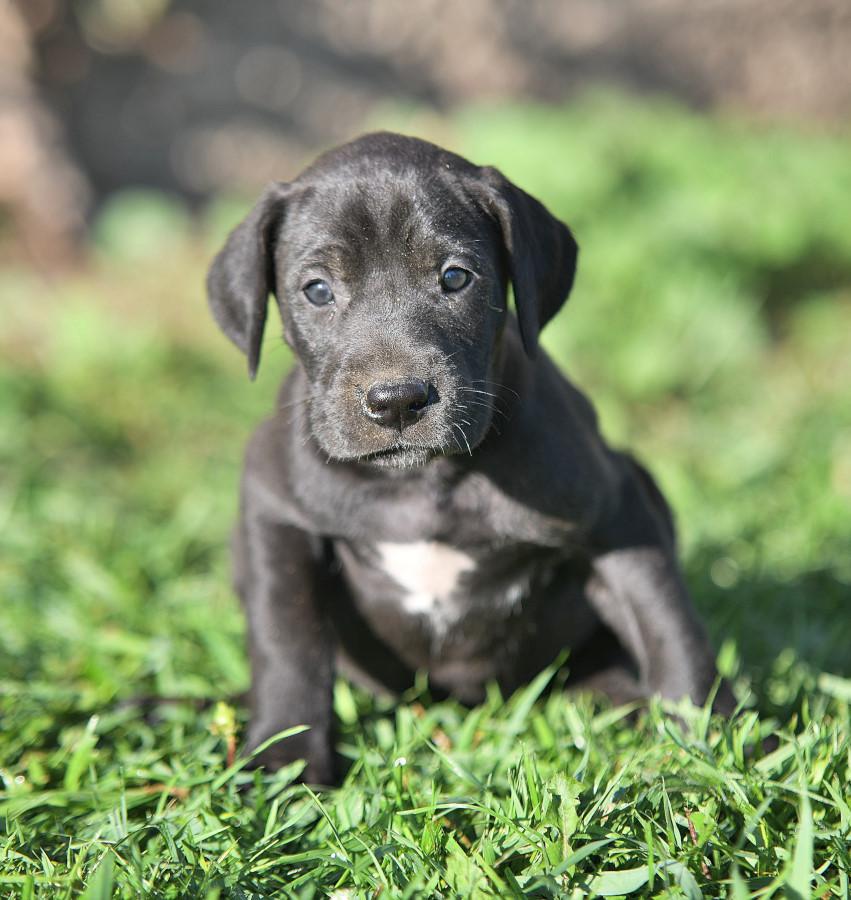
top-left (303, 280), bottom-right (334, 306)
top-left (440, 266), bottom-right (471, 292)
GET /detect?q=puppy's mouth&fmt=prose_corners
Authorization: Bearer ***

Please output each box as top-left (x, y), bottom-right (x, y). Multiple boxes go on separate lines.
top-left (308, 368), bottom-right (496, 469)
top-left (357, 444), bottom-right (437, 469)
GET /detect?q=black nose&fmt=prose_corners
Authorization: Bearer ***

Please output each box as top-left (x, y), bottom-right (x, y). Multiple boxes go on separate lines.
top-left (363, 378), bottom-right (432, 430)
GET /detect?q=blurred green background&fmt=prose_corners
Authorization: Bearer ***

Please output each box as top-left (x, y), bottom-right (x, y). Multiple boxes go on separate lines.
top-left (2, 1), bottom-right (851, 895)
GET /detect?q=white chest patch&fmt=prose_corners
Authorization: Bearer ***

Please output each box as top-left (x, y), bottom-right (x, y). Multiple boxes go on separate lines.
top-left (376, 541), bottom-right (476, 635)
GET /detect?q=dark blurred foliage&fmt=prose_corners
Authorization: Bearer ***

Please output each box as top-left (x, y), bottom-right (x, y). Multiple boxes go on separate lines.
top-left (2, 0), bottom-right (850, 263)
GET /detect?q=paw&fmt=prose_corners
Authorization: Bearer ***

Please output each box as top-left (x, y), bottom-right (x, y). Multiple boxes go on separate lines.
top-left (711, 679), bottom-right (738, 716)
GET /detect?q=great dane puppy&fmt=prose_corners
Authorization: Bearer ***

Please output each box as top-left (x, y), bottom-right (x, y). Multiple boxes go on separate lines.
top-left (207, 132), bottom-right (728, 783)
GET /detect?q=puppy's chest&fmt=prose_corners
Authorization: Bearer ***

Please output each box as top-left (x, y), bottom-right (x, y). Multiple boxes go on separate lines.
top-left (374, 541), bottom-right (477, 632)
top-left (335, 538), bottom-right (544, 641)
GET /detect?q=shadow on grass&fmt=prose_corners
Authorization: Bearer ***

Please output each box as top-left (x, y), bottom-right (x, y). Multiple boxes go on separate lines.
top-left (688, 551), bottom-right (851, 718)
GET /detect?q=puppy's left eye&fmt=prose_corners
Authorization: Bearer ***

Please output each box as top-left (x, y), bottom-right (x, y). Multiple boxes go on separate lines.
top-left (303, 280), bottom-right (334, 306)
top-left (440, 267), bottom-right (471, 292)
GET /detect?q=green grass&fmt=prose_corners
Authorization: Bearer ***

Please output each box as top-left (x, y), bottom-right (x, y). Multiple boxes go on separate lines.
top-left (1, 94), bottom-right (850, 897)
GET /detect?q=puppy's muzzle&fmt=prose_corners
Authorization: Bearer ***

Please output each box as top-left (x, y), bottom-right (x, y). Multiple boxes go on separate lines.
top-left (362, 378), bottom-right (436, 431)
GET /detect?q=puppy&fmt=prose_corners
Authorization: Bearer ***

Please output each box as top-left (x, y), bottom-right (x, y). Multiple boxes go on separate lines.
top-left (207, 132), bottom-right (729, 783)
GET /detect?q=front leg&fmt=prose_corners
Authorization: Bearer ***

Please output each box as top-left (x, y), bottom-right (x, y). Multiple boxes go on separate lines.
top-left (234, 509), bottom-right (336, 783)
top-left (587, 458), bottom-right (731, 710)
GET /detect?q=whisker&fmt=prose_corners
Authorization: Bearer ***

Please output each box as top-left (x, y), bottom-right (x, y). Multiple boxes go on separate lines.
top-left (458, 389), bottom-right (510, 413)
top-left (458, 387), bottom-right (498, 395)
top-left (470, 378), bottom-right (520, 399)
top-left (462, 399), bottom-right (509, 421)
top-left (458, 387), bottom-right (500, 400)
top-left (456, 390), bottom-right (509, 418)
top-left (451, 422), bottom-right (473, 457)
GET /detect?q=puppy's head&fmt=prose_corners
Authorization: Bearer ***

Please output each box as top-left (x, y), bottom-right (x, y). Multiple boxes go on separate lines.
top-left (207, 133), bottom-right (578, 468)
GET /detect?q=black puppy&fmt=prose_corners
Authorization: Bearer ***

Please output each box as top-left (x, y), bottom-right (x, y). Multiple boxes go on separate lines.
top-left (207, 132), bottom-right (728, 783)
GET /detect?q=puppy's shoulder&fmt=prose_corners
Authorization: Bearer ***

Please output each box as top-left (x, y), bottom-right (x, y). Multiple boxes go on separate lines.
top-left (500, 323), bottom-right (600, 438)
top-left (538, 352), bottom-right (600, 433)
top-left (239, 368), bottom-right (310, 523)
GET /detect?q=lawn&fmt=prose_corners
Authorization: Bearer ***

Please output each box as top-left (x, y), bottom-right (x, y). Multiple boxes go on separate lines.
top-left (1, 94), bottom-right (850, 897)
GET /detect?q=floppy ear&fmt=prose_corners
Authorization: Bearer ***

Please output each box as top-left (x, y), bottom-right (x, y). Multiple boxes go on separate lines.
top-left (206, 182), bottom-right (290, 379)
top-left (476, 167), bottom-right (578, 357)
